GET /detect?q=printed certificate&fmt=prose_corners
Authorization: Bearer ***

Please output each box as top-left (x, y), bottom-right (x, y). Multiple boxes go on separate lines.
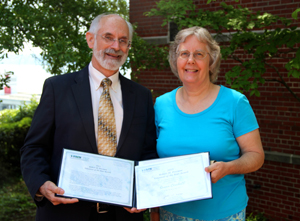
top-left (57, 149), bottom-right (135, 207)
top-left (57, 149), bottom-right (212, 209)
top-left (135, 152), bottom-right (212, 209)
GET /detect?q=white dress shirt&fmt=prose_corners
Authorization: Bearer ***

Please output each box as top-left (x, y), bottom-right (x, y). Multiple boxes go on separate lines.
top-left (88, 62), bottom-right (123, 145)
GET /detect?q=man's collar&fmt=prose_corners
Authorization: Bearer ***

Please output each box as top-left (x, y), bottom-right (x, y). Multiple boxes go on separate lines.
top-left (88, 62), bottom-right (120, 92)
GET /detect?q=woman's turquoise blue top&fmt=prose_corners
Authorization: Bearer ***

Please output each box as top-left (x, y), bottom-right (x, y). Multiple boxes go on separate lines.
top-left (154, 86), bottom-right (259, 220)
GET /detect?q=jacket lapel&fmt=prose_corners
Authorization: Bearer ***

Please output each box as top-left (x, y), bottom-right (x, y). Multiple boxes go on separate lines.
top-left (71, 66), bottom-right (98, 153)
top-left (117, 74), bottom-right (135, 152)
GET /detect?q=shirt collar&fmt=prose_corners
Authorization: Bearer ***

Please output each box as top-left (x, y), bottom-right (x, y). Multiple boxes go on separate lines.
top-left (88, 62), bottom-right (120, 92)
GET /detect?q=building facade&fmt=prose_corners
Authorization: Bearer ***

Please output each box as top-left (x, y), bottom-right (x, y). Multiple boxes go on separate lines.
top-left (130, 0), bottom-right (300, 220)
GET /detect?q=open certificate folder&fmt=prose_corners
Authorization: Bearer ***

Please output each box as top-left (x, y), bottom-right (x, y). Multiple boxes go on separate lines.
top-left (57, 149), bottom-right (212, 209)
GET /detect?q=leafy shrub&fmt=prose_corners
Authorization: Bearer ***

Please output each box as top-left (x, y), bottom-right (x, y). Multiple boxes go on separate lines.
top-left (0, 99), bottom-right (38, 185)
top-left (247, 212), bottom-right (268, 221)
top-left (143, 209), bottom-right (150, 221)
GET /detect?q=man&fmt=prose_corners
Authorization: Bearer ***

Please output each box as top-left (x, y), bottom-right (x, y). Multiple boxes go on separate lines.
top-left (20, 13), bottom-right (157, 221)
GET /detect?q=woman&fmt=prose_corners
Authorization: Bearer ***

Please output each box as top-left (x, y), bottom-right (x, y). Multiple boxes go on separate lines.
top-left (153, 26), bottom-right (264, 221)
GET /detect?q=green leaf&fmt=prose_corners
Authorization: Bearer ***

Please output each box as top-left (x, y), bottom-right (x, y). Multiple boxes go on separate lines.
top-left (292, 63), bottom-right (300, 70)
top-left (250, 90), bottom-right (256, 96)
top-left (161, 21), bottom-right (167, 26)
top-left (292, 8), bottom-right (300, 20)
top-left (247, 22), bottom-right (255, 29)
top-left (290, 70), bottom-right (300, 78)
top-left (259, 78), bottom-right (266, 84)
top-left (231, 84), bottom-right (241, 89)
top-left (285, 62), bottom-right (292, 71)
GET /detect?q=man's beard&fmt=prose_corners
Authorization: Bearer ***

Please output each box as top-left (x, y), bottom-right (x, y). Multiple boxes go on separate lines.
top-left (93, 40), bottom-right (128, 71)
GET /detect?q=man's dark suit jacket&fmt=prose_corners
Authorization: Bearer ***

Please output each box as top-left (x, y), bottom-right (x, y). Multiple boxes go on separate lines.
top-left (20, 66), bottom-right (157, 221)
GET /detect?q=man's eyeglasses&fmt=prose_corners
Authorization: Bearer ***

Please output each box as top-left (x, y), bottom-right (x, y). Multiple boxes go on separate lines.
top-left (99, 34), bottom-right (131, 48)
top-left (178, 50), bottom-right (210, 60)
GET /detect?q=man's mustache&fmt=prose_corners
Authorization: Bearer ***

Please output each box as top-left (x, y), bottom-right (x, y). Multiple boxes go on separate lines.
top-left (104, 48), bottom-right (124, 56)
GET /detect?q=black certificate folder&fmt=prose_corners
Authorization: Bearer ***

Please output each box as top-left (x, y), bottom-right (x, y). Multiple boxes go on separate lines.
top-left (57, 149), bottom-right (212, 209)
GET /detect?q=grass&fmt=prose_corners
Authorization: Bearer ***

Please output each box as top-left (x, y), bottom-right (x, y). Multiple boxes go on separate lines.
top-left (0, 179), bottom-right (36, 221)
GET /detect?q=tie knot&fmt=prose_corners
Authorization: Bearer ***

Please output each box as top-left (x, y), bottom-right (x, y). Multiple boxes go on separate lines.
top-left (101, 78), bottom-right (112, 89)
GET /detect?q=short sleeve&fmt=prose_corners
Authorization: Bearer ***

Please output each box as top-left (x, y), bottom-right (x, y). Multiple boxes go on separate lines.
top-left (233, 95), bottom-right (259, 138)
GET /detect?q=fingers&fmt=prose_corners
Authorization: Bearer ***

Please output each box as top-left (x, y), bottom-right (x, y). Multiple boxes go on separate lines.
top-left (123, 207), bottom-right (147, 213)
top-left (123, 207), bottom-right (133, 213)
top-left (205, 165), bottom-right (213, 173)
top-left (210, 171), bottom-right (220, 183)
top-left (39, 181), bottom-right (79, 205)
top-left (205, 164), bottom-right (219, 183)
top-left (205, 161), bottom-right (218, 173)
top-left (135, 208), bottom-right (147, 213)
top-left (205, 162), bottom-right (228, 183)
top-left (52, 197), bottom-right (79, 206)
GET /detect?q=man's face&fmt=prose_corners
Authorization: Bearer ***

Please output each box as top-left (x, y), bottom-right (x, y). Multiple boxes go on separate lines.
top-left (92, 15), bottom-right (130, 73)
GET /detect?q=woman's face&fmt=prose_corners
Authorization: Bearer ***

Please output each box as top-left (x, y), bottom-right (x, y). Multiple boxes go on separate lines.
top-left (177, 35), bottom-right (211, 86)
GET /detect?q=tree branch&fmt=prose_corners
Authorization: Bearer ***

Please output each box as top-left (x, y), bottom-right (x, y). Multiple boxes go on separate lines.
top-left (264, 78), bottom-right (283, 84)
top-left (265, 62), bottom-right (300, 102)
top-left (230, 55), bottom-right (245, 64)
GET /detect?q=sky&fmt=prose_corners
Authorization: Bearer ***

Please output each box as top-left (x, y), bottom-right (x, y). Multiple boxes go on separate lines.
top-left (0, 43), bottom-right (131, 96)
top-left (0, 44), bottom-right (52, 95)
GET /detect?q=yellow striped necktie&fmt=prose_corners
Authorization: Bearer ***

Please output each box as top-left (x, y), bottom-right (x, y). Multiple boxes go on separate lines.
top-left (97, 78), bottom-right (117, 156)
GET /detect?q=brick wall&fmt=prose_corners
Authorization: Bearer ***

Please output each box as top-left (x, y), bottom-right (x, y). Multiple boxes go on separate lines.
top-left (130, 0), bottom-right (300, 220)
top-left (130, 0), bottom-right (168, 37)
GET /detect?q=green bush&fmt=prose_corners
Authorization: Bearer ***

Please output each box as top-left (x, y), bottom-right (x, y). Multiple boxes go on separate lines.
top-left (143, 209), bottom-right (150, 221)
top-left (246, 212), bottom-right (268, 221)
top-left (0, 99), bottom-right (38, 185)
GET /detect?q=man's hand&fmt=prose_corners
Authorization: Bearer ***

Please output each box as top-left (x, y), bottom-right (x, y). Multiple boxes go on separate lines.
top-left (123, 207), bottom-right (147, 213)
top-left (39, 181), bottom-right (79, 205)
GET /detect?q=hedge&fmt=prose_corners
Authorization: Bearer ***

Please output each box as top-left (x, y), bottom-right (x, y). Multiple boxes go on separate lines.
top-left (0, 99), bottom-right (38, 185)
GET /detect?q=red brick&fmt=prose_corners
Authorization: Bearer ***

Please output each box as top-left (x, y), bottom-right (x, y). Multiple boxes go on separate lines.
top-left (131, 0), bottom-right (300, 219)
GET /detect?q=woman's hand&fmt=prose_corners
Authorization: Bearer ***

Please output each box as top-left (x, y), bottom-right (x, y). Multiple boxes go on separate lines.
top-left (205, 129), bottom-right (264, 183)
top-left (205, 161), bottom-right (229, 183)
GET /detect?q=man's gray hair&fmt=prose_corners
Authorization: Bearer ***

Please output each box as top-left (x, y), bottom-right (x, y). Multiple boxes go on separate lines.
top-left (88, 13), bottom-right (133, 41)
top-left (168, 26), bottom-right (221, 82)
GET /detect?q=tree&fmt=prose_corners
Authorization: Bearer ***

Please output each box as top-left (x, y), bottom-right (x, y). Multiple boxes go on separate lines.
top-left (0, 0), bottom-right (129, 76)
top-left (127, 33), bottom-right (169, 82)
top-left (146, 0), bottom-right (300, 102)
top-left (0, 0), bottom-right (169, 91)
